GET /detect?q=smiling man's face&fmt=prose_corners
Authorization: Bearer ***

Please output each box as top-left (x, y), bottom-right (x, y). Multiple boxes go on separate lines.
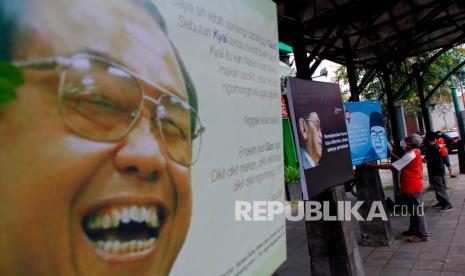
top-left (0, 0), bottom-right (192, 275)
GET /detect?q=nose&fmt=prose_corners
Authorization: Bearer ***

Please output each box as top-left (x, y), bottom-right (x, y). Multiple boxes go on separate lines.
top-left (114, 117), bottom-right (167, 182)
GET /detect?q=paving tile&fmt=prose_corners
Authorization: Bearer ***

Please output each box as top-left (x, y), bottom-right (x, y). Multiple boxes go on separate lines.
top-left (445, 253), bottom-right (465, 262)
top-left (423, 245), bottom-right (450, 253)
top-left (385, 259), bottom-right (416, 269)
top-left (409, 269), bottom-right (441, 276)
top-left (392, 251), bottom-right (420, 260)
top-left (369, 251), bottom-right (394, 260)
top-left (365, 258), bottom-right (389, 267)
top-left (449, 246), bottom-right (465, 254)
top-left (413, 260), bottom-right (444, 270)
top-left (418, 252), bottom-right (447, 261)
top-left (364, 266), bottom-right (382, 276)
top-left (379, 268), bottom-right (410, 276)
top-left (397, 244), bottom-right (426, 252)
top-left (440, 272), bottom-right (465, 276)
top-left (442, 261), bottom-right (465, 273)
top-left (375, 246), bottom-right (400, 252)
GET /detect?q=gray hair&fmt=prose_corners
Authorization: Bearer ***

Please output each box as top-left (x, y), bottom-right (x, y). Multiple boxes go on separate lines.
top-left (408, 134), bottom-right (423, 148)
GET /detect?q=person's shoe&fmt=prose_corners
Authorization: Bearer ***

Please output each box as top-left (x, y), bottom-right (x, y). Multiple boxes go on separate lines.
top-left (402, 230), bottom-right (416, 236)
top-left (440, 205), bottom-right (454, 212)
top-left (407, 236), bottom-right (429, 242)
top-left (450, 175), bottom-right (457, 178)
top-left (432, 202), bottom-right (442, 208)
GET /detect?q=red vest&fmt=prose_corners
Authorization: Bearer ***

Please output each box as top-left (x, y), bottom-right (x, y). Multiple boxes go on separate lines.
top-left (400, 149), bottom-right (423, 193)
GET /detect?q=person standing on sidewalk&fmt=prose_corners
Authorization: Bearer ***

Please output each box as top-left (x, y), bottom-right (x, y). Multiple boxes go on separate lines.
top-left (364, 134), bottom-right (429, 242)
top-left (424, 132), bottom-right (454, 212)
top-left (436, 131), bottom-right (457, 178)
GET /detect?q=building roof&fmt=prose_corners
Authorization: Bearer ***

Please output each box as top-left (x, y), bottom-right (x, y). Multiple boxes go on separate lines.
top-left (275, 0), bottom-right (465, 68)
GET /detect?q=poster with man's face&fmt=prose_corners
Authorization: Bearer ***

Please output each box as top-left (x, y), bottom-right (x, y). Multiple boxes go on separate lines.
top-left (343, 101), bottom-right (388, 166)
top-left (0, 0), bottom-right (285, 275)
top-left (286, 78), bottom-right (353, 199)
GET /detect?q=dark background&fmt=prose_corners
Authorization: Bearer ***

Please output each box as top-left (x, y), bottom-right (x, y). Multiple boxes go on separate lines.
top-left (287, 77), bottom-right (353, 199)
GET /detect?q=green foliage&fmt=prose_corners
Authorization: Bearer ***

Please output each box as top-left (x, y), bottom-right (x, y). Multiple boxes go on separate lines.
top-left (336, 46), bottom-right (465, 113)
top-left (336, 47), bottom-right (465, 103)
top-left (0, 61), bottom-right (24, 105)
top-left (284, 166), bottom-right (300, 184)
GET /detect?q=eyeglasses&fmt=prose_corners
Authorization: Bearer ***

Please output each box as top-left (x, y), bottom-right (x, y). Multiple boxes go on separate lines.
top-left (371, 130), bottom-right (385, 140)
top-left (13, 53), bottom-right (204, 166)
top-left (305, 118), bottom-right (321, 130)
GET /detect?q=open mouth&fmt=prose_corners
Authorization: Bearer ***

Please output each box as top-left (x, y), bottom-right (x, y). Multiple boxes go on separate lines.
top-left (82, 205), bottom-right (165, 255)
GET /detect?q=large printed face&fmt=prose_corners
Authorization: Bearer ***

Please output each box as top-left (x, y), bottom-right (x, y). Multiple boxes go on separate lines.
top-left (299, 112), bottom-right (323, 164)
top-left (0, 0), bottom-right (192, 275)
top-left (370, 126), bottom-right (387, 158)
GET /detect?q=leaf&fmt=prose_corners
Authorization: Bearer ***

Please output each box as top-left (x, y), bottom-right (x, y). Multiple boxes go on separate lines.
top-left (0, 78), bottom-right (17, 105)
top-left (0, 61), bottom-right (24, 86)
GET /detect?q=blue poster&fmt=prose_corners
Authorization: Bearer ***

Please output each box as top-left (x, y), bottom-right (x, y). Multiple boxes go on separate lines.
top-left (343, 101), bottom-right (388, 166)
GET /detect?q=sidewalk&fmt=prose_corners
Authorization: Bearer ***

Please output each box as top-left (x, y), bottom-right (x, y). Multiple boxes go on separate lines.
top-left (363, 154), bottom-right (465, 275)
top-left (274, 154), bottom-right (465, 276)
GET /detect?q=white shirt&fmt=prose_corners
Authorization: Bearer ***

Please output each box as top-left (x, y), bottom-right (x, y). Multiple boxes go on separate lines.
top-left (392, 150), bottom-right (416, 171)
top-left (300, 147), bottom-right (316, 169)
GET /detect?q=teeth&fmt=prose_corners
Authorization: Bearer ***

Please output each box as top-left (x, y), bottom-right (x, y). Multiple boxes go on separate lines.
top-left (112, 240), bottom-right (121, 253)
top-left (129, 240), bottom-right (137, 252)
top-left (102, 214), bottom-right (111, 229)
top-left (129, 206), bottom-right (138, 222)
top-left (121, 208), bottom-right (130, 223)
top-left (121, 241), bottom-right (129, 253)
top-left (137, 240), bottom-right (144, 251)
top-left (111, 209), bottom-right (120, 227)
top-left (141, 207), bottom-right (149, 222)
top-left (150, 211), bottom-right (159, 228)
top-left (85, 206), bottom-right (159, 230)
top-left (104, 241), bottom-right (112, 251)
top-left (96, 239), bottom-right (156, 254)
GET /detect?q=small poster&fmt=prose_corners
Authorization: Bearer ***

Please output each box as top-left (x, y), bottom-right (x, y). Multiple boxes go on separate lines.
top-left (343, 101), bottom-right (388, 166)
top-left (286, 78), bottom-right (353, 199)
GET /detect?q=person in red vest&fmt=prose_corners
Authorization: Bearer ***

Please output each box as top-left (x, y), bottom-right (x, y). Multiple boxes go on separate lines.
top-left (436, 131), bottom-right (457, 178)
top-left (366, 134), bottom-right (429, 242)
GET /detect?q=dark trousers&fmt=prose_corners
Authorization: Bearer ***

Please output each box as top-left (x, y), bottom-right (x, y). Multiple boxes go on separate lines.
top-left (429, 173), bottom-right (452, 207)
top-left (403, 192), bottom-right (429, 238)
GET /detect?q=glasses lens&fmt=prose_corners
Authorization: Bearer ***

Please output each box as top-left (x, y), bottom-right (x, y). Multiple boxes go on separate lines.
top-left (158, 96), bottom-right (202, 166)
top-left (59, 56), bottom-right (142, 141)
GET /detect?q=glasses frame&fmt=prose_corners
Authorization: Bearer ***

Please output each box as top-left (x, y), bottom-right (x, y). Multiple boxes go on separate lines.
top-left (370, 130), bottom-right (385, 141)
top-left (305, 118), bottom-right (321, 130)
top-left (13, 53), bottom-right (205, 166)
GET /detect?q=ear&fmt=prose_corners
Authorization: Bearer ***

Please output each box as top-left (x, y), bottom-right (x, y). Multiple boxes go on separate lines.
top-left (299, 118), bottom-right (307, 139)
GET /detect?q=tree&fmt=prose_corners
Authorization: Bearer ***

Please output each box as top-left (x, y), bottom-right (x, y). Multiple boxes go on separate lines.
top-left (336, 46), bottom-right (465, 111)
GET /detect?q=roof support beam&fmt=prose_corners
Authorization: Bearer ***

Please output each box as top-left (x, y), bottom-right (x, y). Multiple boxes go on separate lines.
top-left (292, 24), bottom-right (311, 80)
top-left (343, 37), bottom-right (359, 101)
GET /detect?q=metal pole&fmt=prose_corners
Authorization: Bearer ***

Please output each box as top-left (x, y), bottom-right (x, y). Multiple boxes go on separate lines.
top-left (449, 76), bottom-right (465, 139)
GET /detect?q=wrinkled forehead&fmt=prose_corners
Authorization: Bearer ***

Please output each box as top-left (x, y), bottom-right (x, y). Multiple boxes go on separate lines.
top-left (371, 126), bottom-right (385, 132)
top-left (15, 0), bottom-right (187, 99)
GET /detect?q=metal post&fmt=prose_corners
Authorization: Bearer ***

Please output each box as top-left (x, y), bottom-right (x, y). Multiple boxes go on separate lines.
top-left (449, 75), bottom-right (465, 174)
top-left (450, 76), bottom-right (465, 139)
